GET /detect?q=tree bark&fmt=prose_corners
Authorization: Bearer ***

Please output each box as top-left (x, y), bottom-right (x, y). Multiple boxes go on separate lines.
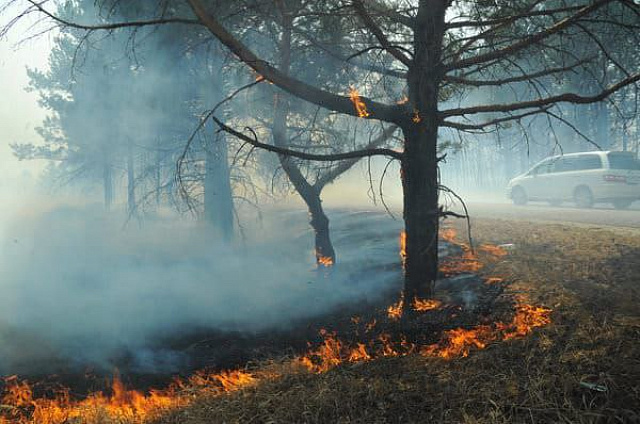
top-left (401, 0), bottom-right (448, 309)
top-left (272, 92), bottom-right (336, 266)
top-left (127, 143), bottom-right (136, 215)
top-left (103, 161), bottom-right (113, 211)
top-left (273, 10), bottom-right (335, 267)
top-left (204, 131), bottom-right (234, 243)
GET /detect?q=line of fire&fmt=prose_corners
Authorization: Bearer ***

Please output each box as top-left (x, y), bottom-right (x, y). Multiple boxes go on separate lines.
top-left (0, 0), bottom-right (638, 423)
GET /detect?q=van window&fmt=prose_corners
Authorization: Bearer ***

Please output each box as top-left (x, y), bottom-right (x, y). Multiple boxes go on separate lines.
top-left (608, 152), bottom-right (640, 170)
top-left (554, 155), bottom-right (602, 172)
top-left (531, 160), bottom-right (553, 175)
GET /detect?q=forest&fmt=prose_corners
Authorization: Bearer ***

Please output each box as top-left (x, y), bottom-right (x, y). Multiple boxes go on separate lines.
top-left (0, 1), bottom-right (639, 423)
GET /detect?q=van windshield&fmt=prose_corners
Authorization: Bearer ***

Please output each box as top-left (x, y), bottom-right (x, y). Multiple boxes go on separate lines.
top-left (608, 153), bottom-right (640, 170)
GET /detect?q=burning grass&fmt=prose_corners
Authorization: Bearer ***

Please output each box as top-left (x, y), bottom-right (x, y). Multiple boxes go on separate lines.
top-left (151, 219), bottom-right (640, 423)
top-left (2, 218), bottom-right (639, 423)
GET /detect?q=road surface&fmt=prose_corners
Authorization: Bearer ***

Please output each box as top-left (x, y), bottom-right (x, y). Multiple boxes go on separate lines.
top-left (464, 200), bottom-right (640, 230)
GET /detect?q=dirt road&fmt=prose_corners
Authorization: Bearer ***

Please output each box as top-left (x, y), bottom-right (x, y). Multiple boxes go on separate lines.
top-left (464, 201), bottom-right (640, 230)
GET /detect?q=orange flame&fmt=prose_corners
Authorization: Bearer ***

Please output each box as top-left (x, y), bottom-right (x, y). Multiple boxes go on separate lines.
top-left (0, 233), bottom-right (549, 424)
top-left (349, 87), bottom-right (370, 118)
top-left (387, 296), bottom-right (442, 320)
top-left (399, 230), bottom-right (407, 267)
top-left (387, 298), bottom-right (404, 320)
top-left (413, 298), bottom-right (442, 311)
top-left (1, 368), bottom-right (258, 424)
top-left (317, 255), bottom-right (334, 267)
top-left (478, 244), bottom-right (508, 257)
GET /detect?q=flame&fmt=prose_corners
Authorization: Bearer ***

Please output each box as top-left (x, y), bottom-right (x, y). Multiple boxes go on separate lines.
top-left (387, 296), bottom-right (442, 320)
top-left (0, 369), bottom-right (258, 424)
top-left (441, 228), bottom-right (458, 243)
top-left (485, 277), bottom-right (503, 285)
top-left (498, 302), bottom-right (552, 340)
top-left (317, 255), bottom-right (334, 267)
top-left (478, 244), bottom-right (508, 257)
top-left (399, 230), bottom-right (406, 266)
top-left (387, 298), bottom-right (404, 320)
top-left (413, 298), bottom-right (442, 311)
top-left (0, 231), bottom-right (549, 423)
top-left (348, 87), bottom-right (370, 118)
top-left (438, 228), bottom-right (507, 276)
top-left (347, 343), bottom-right (372, 362)
top-left (365, 319), bottom-right (377, 332)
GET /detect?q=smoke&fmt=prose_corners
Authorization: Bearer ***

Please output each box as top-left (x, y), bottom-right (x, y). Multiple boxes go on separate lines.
top-left (0, 196), bottom-right (401, 375)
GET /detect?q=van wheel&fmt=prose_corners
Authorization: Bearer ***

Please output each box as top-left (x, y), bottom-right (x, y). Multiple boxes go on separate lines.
top-left (512, 187), bottom-right (527, 206)
top-left (574, 186), bottom-right (593, 208)
top-left (613, 199), bottom-right (633, 210)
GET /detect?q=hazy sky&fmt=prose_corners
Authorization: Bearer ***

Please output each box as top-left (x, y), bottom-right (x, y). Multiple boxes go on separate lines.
top-left (0, 19), bottom-right (52, 180)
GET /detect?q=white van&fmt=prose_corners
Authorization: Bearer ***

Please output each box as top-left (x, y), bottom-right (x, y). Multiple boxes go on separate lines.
top-left (507, 151), bottom-right (640, 209)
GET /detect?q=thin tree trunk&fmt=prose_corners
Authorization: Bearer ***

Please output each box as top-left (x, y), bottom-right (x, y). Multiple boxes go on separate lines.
top-left (204, 131), bottom-right (234, 243)
top-left (156, 141), bottom-right (162, 207)
top-left (127, 143), bottom-right (136, 215)
top-left (273, 93), bottom-right (336, 266)
top-left (274, 11), bottom-right (335, 267)
top-left (103, 161), bottom-right (113, 211)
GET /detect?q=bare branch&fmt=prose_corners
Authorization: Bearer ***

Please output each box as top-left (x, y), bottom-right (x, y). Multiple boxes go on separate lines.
top-left (314, 124), bottom-right (399, 189)
top-left (441, 72), bottom-right (640, 117)
top-left (352, 0), bottom-right (412, 67)
top-left (22, 0), bottom-right (200, 31)
top-left (212, 116), bottom-right (403, 161)
top-left (367, 0), bottom-right (415, 29)
top-left (446, 0), bottom-right (613, 72)
top-left (187, 0), bottom-right (402, 123)
top-left (441, 107), bottom-right (551, 131)
top-left (444, 60), bottom-right (590, 87)
top-left (445, 4), bottom-right (583, 29)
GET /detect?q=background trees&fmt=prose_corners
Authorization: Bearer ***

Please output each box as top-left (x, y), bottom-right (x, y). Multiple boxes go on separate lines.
top-left (3, 0), bottom-right (639, 313)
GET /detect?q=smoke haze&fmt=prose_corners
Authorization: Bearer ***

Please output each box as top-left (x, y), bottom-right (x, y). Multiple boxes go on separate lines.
top-left (0, 192), bottom-right (401, 375)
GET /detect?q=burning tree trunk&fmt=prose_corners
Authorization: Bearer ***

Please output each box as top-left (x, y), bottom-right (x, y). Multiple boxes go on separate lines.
top-left (272, 13), bottom-right (337, 267)
top-left (400, 125), bottom-right (439, 305)
top-left (272, 90), bottom-right (336, 266)
top-left (400, 0), bottom-right (448, 306)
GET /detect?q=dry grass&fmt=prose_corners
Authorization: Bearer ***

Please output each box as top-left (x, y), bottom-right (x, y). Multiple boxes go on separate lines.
top-left (147, 219), bottom-right (640, 424)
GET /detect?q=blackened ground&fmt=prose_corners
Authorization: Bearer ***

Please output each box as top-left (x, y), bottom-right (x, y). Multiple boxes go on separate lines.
top-left (0, 207), bottom-right (509, 401)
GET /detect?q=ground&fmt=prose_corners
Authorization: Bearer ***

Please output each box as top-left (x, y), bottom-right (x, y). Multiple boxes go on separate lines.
top-left (465, 198), bottom-right (640, 229)
top-left (2, 215), bottom-right (639, 424)
top-left (150, 217), bottom-right (640, 424)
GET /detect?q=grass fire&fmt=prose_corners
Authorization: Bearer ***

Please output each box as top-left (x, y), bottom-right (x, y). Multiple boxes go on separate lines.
top-left (1, 0), bottom-right (639, 422)
top-left (0, 224), bottom-right (556, 424)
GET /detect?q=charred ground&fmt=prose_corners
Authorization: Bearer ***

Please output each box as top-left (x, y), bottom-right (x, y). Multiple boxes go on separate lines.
top-left (1, 216), bottom-right (639, 423)
top-left (150, 218), bottom-right (640, 424)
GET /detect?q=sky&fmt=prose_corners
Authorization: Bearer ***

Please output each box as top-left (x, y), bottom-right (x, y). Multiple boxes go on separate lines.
top-left (0, 19), bottom-right (52, 181)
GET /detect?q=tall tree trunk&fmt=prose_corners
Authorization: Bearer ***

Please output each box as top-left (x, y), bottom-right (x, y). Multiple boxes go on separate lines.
top-left (401, 0), bottom-right (447, 309)
top-left (400, 124), bottom-right (439, 305)
top-left (156, 140), bottom-right (162, 207)
top-left (594, 101), bottom-right (610, 150)
top-left (204, 131), bottom-right (234, 243)
top-left (127, 143), bottom-right (136, 215)
top-left (103, 161), bottom-right (113, 211)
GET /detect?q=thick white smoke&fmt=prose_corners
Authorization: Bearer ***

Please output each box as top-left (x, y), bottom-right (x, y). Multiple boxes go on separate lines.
top-left (0, 192), bottom-right (401, 375)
